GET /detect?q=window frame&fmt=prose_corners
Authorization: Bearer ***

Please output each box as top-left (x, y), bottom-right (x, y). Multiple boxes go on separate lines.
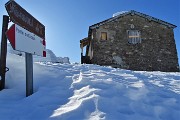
top-left (127, 30), bottom-right (141, 44)
top-left (100, 32), bottom-right (108, 40)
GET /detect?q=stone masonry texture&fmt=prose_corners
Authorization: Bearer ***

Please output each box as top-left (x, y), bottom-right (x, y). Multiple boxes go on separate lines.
top-left (90, 14), bottom-right (179, 72)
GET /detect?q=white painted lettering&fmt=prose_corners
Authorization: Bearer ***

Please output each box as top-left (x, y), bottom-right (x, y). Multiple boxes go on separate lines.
top-left (25, 32), bottom-right (35, 40)
top-left (9, 2), bottom-right (34, 27)
top-left (16, 27), bottom-right (24, 35)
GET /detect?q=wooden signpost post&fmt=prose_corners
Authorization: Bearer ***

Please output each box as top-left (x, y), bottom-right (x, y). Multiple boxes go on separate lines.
top-left (1, 0), bottom-right (46, 96)
top-left (0, 15), bottom-right (9, 90)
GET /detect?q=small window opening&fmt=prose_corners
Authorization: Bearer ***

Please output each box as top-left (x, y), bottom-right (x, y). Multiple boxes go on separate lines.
top-left (101, 32), bottom-right (107, 40)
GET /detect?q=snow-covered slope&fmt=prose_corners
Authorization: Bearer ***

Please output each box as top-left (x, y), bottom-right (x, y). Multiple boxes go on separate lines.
top-left (0, 53), bottom-right (180, 120)
top-left (33, 49), bottom-right (58, 63)
top-left (7, 43), bottom-right (70, 63)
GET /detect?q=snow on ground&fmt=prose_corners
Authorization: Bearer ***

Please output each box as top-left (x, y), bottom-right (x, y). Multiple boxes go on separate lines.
top-left (0, 53), bottom-right (180, 120)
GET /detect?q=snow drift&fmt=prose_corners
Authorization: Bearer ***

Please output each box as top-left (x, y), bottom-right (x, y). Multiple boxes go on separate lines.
top-left (0, 52), bottom-right (179, 120)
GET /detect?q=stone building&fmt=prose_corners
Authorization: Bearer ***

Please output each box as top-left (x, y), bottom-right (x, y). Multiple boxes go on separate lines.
top-left (80, 10), bottom-right (179, 72)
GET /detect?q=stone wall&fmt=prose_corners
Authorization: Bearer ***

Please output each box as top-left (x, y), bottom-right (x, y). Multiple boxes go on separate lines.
top-left (90, 14), bottom-right (179, 72)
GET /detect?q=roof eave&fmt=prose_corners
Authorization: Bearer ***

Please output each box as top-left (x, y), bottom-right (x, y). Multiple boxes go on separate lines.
top-left (90, 10), bottom-right (177, 29)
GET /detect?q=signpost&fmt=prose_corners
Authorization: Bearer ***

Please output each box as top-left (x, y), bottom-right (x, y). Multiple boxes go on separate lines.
top-left (25, 53), bottom-right (33, 97)
top-left (6, 24), bottom-right (46, 96)
top-left (2, 0), bottom-right (46, 96)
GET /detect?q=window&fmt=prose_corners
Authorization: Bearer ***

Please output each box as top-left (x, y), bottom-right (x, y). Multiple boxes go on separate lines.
top-left (101, 32), bottom-right (107, 40)
top-left (127, 30), bottom-right (141, 44)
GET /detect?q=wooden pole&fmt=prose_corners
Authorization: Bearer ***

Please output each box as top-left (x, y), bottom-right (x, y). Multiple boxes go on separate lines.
top-left (0, 15), bottom-right (9, 90)
top-left (25, 53), bottom-right (33, 97)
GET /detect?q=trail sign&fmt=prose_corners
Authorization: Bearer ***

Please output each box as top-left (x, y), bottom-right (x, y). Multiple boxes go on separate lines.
top-left (3, 1), bottom-right (46, 97)
top-left (6, 24), bottom-right (46, 57)
top-left (5, 0), bottom-right (45, 39)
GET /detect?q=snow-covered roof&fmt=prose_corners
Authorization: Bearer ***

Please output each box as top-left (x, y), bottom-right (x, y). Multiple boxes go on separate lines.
top-left (112, 11), bottom-right (128, 17)
top-left (90, 10), bottom-right (177, 29)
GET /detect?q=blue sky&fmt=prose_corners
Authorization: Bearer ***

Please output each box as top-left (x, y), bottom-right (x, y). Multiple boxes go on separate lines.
top-left (0, 0), bottom-right (179, 63)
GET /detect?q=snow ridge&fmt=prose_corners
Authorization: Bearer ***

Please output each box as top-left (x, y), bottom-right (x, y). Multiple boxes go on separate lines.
top-left (7, 43), bottom-right (70, 63)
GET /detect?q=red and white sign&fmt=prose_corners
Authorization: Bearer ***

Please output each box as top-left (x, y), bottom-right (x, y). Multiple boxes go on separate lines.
top-left (6, 24), bottom-right (46, 57)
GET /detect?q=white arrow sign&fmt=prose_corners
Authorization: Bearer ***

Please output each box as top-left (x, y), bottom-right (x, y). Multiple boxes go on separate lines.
top-left (6, 24), bottom-right (46, 57)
